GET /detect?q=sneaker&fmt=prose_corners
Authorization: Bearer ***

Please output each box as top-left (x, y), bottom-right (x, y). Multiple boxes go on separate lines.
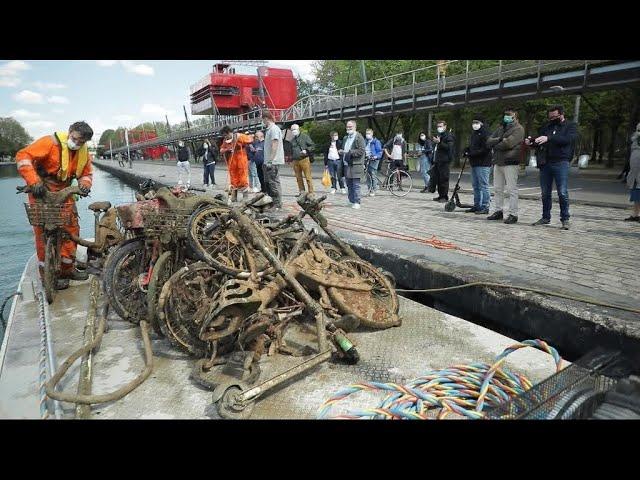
top-left (465, 207), bottom-right (478, 213)
top-left (475, 209), bottom-right (489, 215)
top-left (330, 188), bottom-right (336, 194)
top-left (504, 214), bottom-right (518, 224)
top-left (623, 216), bottom-right (640, 222)
top-left (352, 203), bottom-right (361, 209)
top-left (420, 187), bottom-right (429, 193)
top-left (487, 211), bottom-right (504, 220)
top-left (531, 218), bottom-right (551, 226)
top-left (340, 188), bottom-right (347, 194)
top-left (369, 192), bottom-right (375, 197)
top-left (561, 220), bottom-right (570, 230)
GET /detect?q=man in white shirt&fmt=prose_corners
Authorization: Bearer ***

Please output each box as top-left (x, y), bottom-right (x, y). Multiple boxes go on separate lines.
top-left (262, 111), bottom-right (284, 209)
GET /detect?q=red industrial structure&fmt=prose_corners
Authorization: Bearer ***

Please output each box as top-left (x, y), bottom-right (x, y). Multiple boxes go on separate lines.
top-left (127, 129), bottom-right (169, 159)
top-left (190, 62), bottom-right (298, 116)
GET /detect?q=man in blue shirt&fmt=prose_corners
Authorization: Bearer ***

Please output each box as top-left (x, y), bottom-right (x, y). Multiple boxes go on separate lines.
top-left (364, 128), bottom-right (383, 196)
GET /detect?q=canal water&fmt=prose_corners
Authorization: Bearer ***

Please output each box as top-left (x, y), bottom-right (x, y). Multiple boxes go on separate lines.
top-left (0, 164), bottom-right (137, 341)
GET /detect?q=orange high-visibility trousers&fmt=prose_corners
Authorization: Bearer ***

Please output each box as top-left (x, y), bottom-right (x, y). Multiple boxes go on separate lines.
top-left (29, 193), bottom-right (79, 273)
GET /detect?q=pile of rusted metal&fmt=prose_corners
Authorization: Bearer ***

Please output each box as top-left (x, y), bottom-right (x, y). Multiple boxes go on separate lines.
top-left (99, 185), bottom-right (401, 417)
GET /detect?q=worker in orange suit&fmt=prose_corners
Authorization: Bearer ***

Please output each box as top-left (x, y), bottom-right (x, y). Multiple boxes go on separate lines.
top-left (219, 125), bottom-right (253, 202)
top-left (15, 121), bottom-right (94, 290)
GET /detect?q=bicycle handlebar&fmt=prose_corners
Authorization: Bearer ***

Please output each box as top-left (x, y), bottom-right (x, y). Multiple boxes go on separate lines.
top-left (16, 184), bottom-right (87, 205)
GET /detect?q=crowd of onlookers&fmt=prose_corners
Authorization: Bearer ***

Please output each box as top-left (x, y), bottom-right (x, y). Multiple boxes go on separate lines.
top-left (108, 105), bottom-right (640, 224)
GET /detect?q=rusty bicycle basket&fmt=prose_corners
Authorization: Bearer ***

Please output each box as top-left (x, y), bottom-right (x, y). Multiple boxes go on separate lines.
top-left (24, 202), bottom-right (75, 227)
top-left (143, 208), bottom-right (192, 241)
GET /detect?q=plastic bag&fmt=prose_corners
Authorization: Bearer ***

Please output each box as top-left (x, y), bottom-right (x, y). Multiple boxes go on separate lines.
top-left (578, 154), bottom-right (590, 169)
top-left (528, 155), bottom-right (537, 168)
top-left (322, 168), bottom-right (331, 188)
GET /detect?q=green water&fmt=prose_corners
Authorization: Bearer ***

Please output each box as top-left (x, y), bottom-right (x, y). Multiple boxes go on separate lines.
top-left (0, 165), bottom-right (137, 341)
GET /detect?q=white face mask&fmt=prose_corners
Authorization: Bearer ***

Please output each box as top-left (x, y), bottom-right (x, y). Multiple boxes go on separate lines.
top-left (472, 123), bottom-right (481, 131)
top-left (332, 136), bottom-right (338, 141)
top-left (225, 138), bottom-right (233, 143)
top-left (419, 134), bottom-right (426, 140)
top-left (346, 128), bottom-right (354, 135)
top-left (179, 143), bottom-right (184, 148)
top-left (291, 129), bottom-right (300, 136)
top-left (437, 127), bottom-right (445, 134)
top-left (366, 134), bottom-right (372, 140)
top-left (67, 138), bottom-right (81, 150)
top-left (204, 144), bottom-right (209, 149)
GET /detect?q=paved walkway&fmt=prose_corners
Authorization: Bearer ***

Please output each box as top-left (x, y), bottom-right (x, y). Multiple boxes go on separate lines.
top-left (94, 159), bottom-right (640, 311)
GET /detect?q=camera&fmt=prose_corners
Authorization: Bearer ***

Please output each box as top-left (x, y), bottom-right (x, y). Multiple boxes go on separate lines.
top-left (526, 136), bottom-right (537, 146)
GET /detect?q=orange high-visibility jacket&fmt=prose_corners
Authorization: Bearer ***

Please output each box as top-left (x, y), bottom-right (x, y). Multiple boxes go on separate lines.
top-left (220, 133), bottom-right (252, 189)
top-left (15, 134), bottom-right (93, 191)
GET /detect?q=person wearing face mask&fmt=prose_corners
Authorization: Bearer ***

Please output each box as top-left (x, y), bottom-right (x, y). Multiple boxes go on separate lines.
top-left (339, 120), bottom-right (366, 209)
top-left (15, 121), bottom-right (95, 288)
top-left (176, 140), bottom-right (192, 189)
top-left (262, 111), bottom-right (284, 209)
top-left (623, 122), bottom-right (640, 222)
top-left (383, 131), bottom-right (407, 172)
top-left (463, 115), bottom-right (492, 214)
top-left (430, 120), bottom-right (456, 202)
top-left (364, 129), bottom-right (383, 196)
top-left (486, 109), bottom-right (525, 224)
top-left (527, 105), bottom-right (577, 230)
top-left (219, 125), bottom-right (253, 201)
top-left (289, 123), bottom-right (316, 194)
top-left (324, 131), bottom-right (346, 194)
top-left (197, 139), bottom-right (218, 189)
top-left (417, 132), bottom-right (434, 193)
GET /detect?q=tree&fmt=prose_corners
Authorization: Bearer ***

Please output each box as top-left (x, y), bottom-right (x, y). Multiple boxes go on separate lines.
top-left (0, 117), bottom-right (33, 157)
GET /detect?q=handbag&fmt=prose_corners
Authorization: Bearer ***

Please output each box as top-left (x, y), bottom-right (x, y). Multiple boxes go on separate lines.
top-left (322, 168), bottom-right (331, 187)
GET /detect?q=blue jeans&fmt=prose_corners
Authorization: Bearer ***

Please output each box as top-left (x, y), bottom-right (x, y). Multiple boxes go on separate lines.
top-left (327, 159), bottom-right (345, 189)
top-left (346, 177), bottom-right (361, 204)
top-left (471, 166), bottom-right (491, 210)
top-left (249, 161), bottom-right (260, 189)
top-left (367, 159), bottom-right (380, 191)
top-left (419, 155), bottom-right (432, 187)
top-left (540, 161), bottom-right (570, 221)
top-left (203, 162), bottom-right (215, 185)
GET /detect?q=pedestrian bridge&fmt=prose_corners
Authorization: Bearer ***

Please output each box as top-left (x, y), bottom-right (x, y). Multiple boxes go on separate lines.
top-left (106, 59), bottom-right (640, 155)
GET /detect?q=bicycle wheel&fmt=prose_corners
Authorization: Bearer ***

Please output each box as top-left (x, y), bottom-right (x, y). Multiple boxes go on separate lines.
top-left (388, 169), bottom-right (412, 197)
top-left (103, 238), bottom-right (150, 324)
top-left (157, 262), bottom-right (223, 357)
top-left (361, 171), bottom-right (373, 196)
top-left (43, 235), bottom-right (59, 304)
top-left (147, 250), bottom-right (174, 336)
top-left (187, 205), bottom-right (274, 277)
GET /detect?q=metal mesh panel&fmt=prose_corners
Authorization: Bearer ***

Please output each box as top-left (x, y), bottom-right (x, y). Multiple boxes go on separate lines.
top-left (143, 209), bottom-right (192, 239)
top-left (24, 202), bottom-right (74, 227)
top-left (485, 363), bottom-right (617, 419)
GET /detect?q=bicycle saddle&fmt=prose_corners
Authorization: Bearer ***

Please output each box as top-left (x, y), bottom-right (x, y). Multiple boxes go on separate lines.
top-left (88, 201), bottom-right (112, 212)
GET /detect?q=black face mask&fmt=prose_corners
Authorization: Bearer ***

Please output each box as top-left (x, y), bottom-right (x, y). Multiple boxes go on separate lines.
top-left (550, 117), bottom-right (561, 125)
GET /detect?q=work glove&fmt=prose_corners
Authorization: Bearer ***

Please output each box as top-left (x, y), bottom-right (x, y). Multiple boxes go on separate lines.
top-left (79, 184), bottom-right (91, 196)
top-left (31, 182), bottom-right (47, 199)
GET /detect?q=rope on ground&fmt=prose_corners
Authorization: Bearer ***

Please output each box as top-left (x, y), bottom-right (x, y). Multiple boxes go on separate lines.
top-left (36, 290), bottom-right (50, 420)
top-left (317, 339), bottom-right (563, 420)
top-left (44, 284), bottom-right (154, 406)
top-left (395, 282), bottom-right (640, 315)
top-left (0, 291), bottom-right (21, 330)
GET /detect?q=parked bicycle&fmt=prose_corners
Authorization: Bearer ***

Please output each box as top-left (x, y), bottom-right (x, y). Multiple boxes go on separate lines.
top-left (362, 157), bottom-right (412, 197)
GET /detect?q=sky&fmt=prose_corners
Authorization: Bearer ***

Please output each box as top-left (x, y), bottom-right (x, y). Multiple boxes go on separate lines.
top-left (0, 60), bottom-right (317, 145)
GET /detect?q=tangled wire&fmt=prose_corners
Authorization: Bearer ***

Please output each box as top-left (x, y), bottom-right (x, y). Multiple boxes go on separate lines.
top-left (317, 339), bottom-right (564, 420)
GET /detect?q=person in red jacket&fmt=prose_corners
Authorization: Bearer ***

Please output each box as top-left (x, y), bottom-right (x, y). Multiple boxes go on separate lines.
top-left (15, 121), bottom-right (94, 289)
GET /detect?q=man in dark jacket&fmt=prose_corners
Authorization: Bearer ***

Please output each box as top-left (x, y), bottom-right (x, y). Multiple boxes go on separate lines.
top-left (464, 115), bottom-right (492, 214)
top-left (176, 140), bottom-right (191, 188)
top-left (528, 104), bottom-right (578, 230)
top-left (247, 130), bottom-right (265, 192)
top-left (197, 139), bottom-right (218, 189)
top-left (430, 120), bottom-right (456, 202)
top-left (340, 120), bottom-right (366, 209)
top-left (486, 108), bottom-right (525, 224)
top-left (290, 123), bottom-right (316, 194)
